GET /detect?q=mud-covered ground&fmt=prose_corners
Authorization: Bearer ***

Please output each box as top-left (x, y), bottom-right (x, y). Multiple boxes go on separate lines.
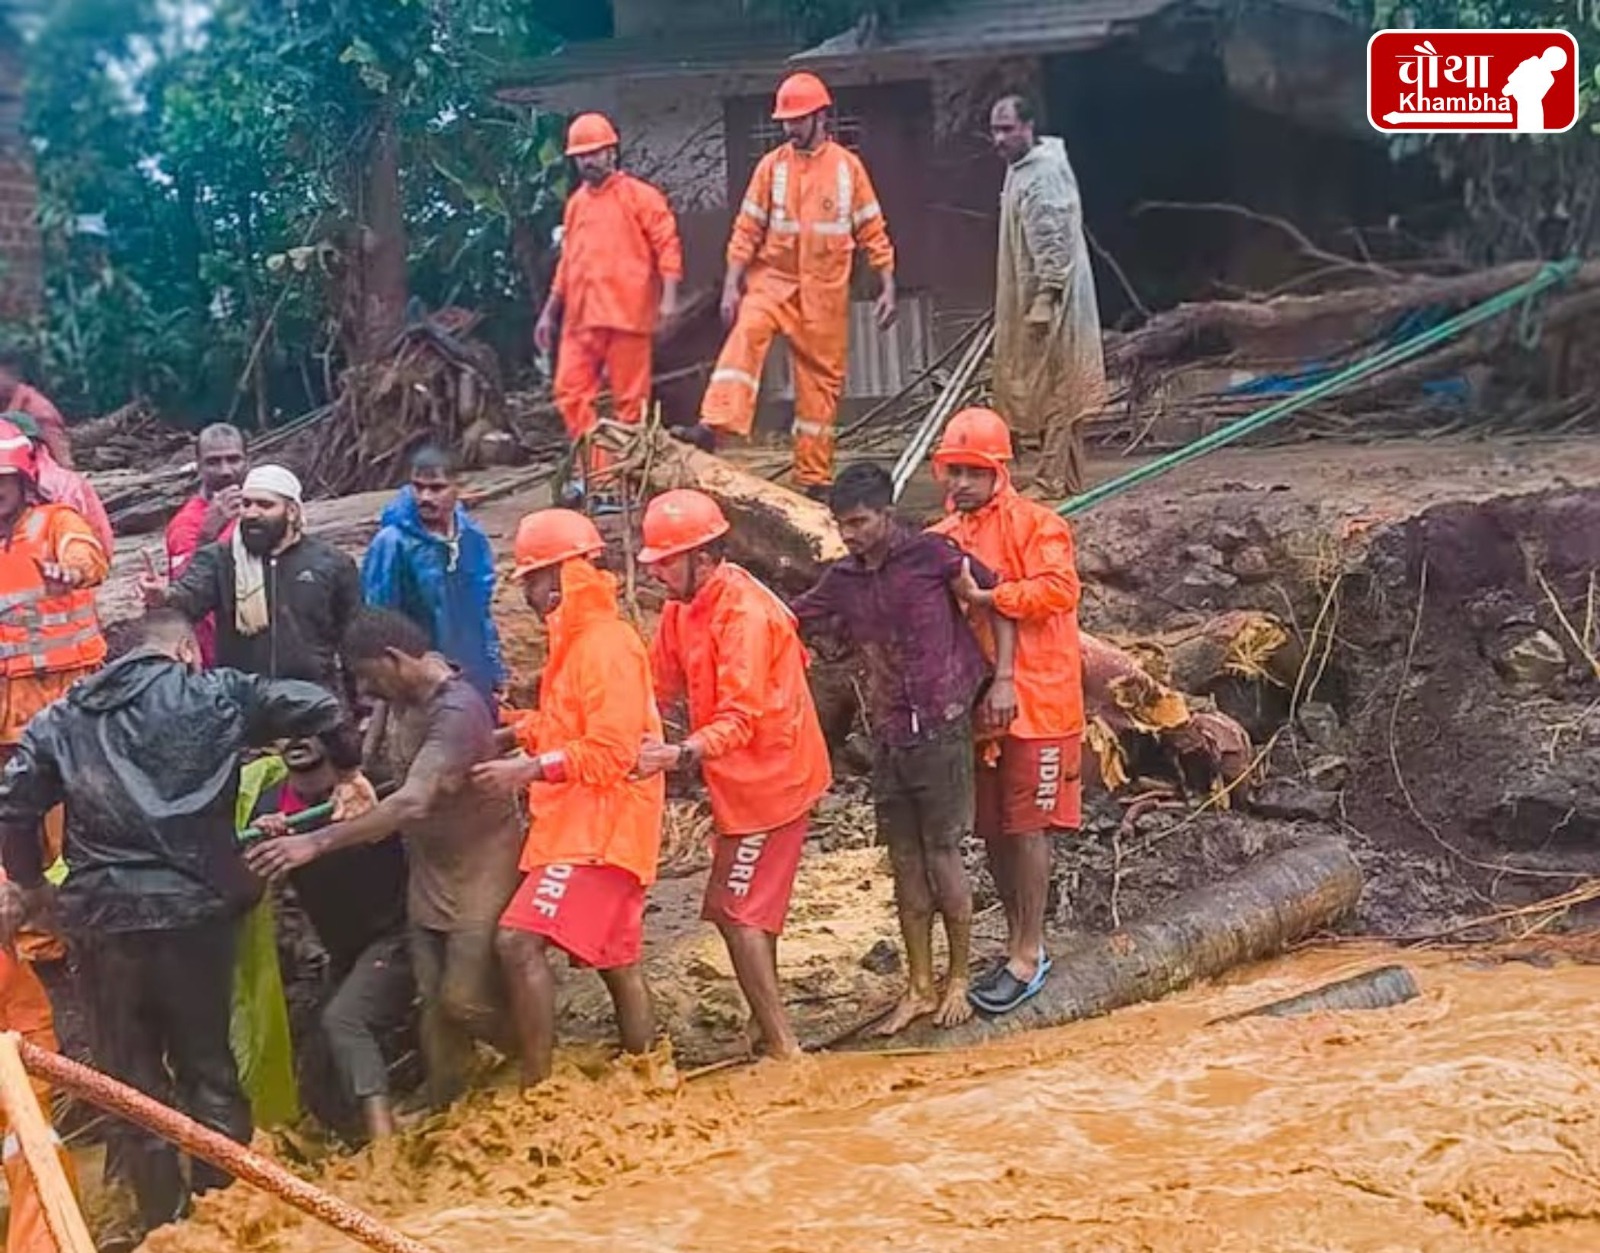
top-left (71, 436), bottom-right (1600, 1248)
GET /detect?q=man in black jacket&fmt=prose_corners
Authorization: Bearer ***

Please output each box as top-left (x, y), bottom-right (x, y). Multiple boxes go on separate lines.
top-left (140, 464), bottom-right (362, 696)
top-left (0, 610), bottom-right (364, 1233)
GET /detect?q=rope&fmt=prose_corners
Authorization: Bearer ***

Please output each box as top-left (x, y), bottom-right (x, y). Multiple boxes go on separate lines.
top-left (1058, 258), bottom-right (1580, 519)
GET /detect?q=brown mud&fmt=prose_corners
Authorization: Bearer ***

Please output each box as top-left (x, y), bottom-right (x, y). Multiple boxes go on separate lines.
top-left (81, 436), bottom-right (1600, 1248)
top-left (144, 945), bottom-right (1600, 1253)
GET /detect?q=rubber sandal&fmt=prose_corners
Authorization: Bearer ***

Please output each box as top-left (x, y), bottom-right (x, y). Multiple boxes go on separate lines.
top-left (970, 953), bottom-right (1053, 1015)
top-left (971, 948), bottom-right (1046, 997)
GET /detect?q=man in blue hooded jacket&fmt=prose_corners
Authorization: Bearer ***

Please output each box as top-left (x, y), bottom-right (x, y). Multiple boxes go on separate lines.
top-left (361, 447), bottom-right (505, 704)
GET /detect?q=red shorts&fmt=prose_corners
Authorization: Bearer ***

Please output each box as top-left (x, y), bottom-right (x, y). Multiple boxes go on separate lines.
top-left (499, 863), bottom-right (646, 970)
top-left (701, 815), bottom-right (809, 936)
top-left (976, 735), bottom-right (1083, 838)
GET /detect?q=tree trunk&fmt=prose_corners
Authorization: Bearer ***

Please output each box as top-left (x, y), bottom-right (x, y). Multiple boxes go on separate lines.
top-left (354, 109), bottom-right (408, 364)
top-left (850, 836), bottom-right (1363, 1051)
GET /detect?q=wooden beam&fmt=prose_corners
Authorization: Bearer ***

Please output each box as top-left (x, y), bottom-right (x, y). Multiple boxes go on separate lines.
top-left (0, 1032), bottom-right (95, 1253)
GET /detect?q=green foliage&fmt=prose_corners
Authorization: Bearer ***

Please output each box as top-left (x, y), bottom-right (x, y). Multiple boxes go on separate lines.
top-left (12, 0), bottom-right (572, 424)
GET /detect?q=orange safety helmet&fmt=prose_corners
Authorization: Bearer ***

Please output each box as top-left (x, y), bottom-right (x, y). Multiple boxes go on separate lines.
top-left (933, 407), bottom-right (1014, 472)
top-left (512, 509), bottom-right (604, 577)
top-left (637, 489), bottom-right (730, 565)
top-left (565, 112), bottom-right (620, 157)
top-left (0, 419), bottom-right (38, 481)
top-left (772, 72), bottom-right (833, 121)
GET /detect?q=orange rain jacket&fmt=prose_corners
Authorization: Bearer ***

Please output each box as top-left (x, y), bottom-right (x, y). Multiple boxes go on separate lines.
top-left (728, 139), bottom-right (895, 330)
top-left (931, 479), bottom-right (1084, 740)
top-left (553, 172), bottom-right (684, 336)
top-left (514, 559), bottom-right (664, 887)
top-left (0, 502), bottom-right (110, 746)
top-left (650, 563), bottom-right (831, 836)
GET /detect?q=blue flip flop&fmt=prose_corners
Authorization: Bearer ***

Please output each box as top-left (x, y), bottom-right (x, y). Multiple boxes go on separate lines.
top-left (970, 952), bottom-right (1053, 1015)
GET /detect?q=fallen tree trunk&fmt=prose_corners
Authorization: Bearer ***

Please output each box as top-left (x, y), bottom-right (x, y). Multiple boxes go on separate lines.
top-left (1214, 964), bottom-right (1419, 1024)
top-left (635, 430), bottom-right (845, 594)
top-left (851, 836), bottom-right (1362, 1051)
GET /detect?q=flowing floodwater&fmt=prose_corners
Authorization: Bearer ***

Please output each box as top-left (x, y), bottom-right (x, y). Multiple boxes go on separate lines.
top-left (148, 945), bottom-right (1600, 1253)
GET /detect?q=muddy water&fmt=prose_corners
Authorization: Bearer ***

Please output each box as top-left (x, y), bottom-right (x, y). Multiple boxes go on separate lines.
top-left (149, 946), bottom-right (1600, 1253)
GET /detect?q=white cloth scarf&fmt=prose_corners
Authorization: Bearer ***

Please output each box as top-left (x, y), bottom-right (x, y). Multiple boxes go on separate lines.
top-left (233, 465), bottom-right (304, 637)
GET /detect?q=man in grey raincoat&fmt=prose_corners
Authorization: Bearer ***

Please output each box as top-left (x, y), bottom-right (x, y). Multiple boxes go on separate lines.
top-left (989, 95), bottom-right (1106, 498)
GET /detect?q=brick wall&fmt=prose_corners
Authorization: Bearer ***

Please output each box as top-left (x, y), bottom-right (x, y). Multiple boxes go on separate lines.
top-left (0, 36), bottom-right (41, 322)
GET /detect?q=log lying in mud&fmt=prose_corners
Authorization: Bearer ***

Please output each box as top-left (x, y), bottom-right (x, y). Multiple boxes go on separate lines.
top-left (1213, 964), bottom-right (1420, 1024)
top-left (852, 836), bottom-right (1362, 1051)
top-left (635, 431), bottom-right (844, 594)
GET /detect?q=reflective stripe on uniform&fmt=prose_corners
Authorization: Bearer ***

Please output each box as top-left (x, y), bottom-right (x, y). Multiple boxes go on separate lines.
top-left (812, 159), bottom-right (855, 236)
top-left (711, 368), bottom-right (761, 393)
top-left (0, 622), bottom-right (102, 664)
top-left (792, 419), bottom-right (835, 440)
top-left (770, 160), bottom-right (791, 232)
top-left (853, 202), bottom-right (882, 226)
top-left (740, 198), bottom-right (769, 223)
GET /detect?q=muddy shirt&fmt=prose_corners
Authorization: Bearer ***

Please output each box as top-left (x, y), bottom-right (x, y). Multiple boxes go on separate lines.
top-left (792, 525), bottom-right (996, 748)
top-left (380, 675), bottom-right (523, 932)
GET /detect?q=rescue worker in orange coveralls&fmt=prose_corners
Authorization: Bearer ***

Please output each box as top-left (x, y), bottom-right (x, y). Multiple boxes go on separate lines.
top-left (473, 511), bottom-right (664, 1086)
top-left (535, 113), bottom-right (683, 498)
top-left (634, 490), bottom-right (831, 1059)
top-left (684, 72), bottom-right (898, 498)
top-left (0, 871), bottom-right (81, 1253)
top-left (930, 407), bottom-right (1084, 1016)
top-left (0, 419), bottom-right (108, 941)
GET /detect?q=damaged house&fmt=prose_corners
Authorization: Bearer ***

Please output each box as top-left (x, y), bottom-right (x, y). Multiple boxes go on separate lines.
top-left (500, 0), bottom-right (1438, 428)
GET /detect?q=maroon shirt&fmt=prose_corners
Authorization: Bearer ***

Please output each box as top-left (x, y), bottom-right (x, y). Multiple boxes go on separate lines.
top-left (793, 525), bottom-right (995, 748)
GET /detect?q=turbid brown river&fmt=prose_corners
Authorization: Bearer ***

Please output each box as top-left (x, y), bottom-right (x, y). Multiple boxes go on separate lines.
top-left (146, 944), bottom-right (1600, 1253)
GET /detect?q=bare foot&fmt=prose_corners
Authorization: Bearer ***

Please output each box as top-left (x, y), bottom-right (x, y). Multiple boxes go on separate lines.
top-left (873, 989), bottom-right (937, 1037)
top-left (743, 1015), bottom-right (766, 1057)
top-left (933, 979), bottom-right (975, 1028)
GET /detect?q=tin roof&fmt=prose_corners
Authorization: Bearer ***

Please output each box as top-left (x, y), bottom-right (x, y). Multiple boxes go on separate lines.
top-left (792, 0), bottom-right (1183, 65)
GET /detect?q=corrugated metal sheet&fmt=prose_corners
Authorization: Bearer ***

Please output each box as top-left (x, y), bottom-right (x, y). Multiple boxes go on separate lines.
top-left (762, 295), bottom-right (934, 402)
top-left (793, 0), bottom-right (1183, 64)
top-left (497, 30), bottom-right (801, 96)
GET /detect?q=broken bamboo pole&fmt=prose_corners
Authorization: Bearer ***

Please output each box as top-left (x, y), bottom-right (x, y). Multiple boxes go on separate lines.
top-left (850, 836), bottom-right (1362, 1051)
top-left (0, 1033), bottom-right (95, 1253)
top-left (14, 1040), bottom-right (438, 1253)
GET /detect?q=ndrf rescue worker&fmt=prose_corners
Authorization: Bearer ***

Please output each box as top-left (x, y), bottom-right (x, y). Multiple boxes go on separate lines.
top-left (536, 113), bottom-right (683, 493)
top-left (473, 511), bottom-right (664, 1087)
top-left (635, 490), bottom-right (831, 1059)
top-left (687, 73), bottom-right (898, 497)
top-left (931, 408), bottom-right (1085, 1016)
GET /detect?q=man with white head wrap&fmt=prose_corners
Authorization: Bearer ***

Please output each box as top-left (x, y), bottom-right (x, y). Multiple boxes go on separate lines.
top-left (143, 463), bottom-right (363, 700)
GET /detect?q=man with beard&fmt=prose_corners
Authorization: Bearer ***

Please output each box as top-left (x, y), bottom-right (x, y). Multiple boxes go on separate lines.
top-left (536, 113), bottom-right (682, 495)
top-left (361, 445), bottom-right (505, 707)
top-left (683, 72), bottom-right (897, 498)
top-left (164, 424), bottom-right (249, 667)
top-left (142, 464), bottom-right (362, 699)
top-left (634, 490), bottom-right (829, 1060)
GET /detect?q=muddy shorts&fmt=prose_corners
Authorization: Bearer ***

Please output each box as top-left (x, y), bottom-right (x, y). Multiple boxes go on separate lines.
top-left (702, 815), bottom-right (809, 936)
top-left (872, 718), bottom-right (976, 856)
top-left (976, 734), bottom-right (1084, 838)
top-left (499, 864), bottom-right (646, 970)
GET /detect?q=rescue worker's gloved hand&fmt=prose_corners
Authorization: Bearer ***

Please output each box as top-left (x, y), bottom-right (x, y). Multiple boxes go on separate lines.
top-left (1026, 288), bottom-right (1060, 327)
top-left (331, 771), bottom-right (379, 822)
top-left (36, 561), bottom-right (86, 591)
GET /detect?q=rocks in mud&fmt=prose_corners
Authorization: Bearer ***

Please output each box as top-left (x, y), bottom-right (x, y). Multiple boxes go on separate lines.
top-left (858, 939), bottom-right (902, 976)
top-left (1250, 778), bottom-right (1341, 824)
top-left (1492, 627), bottom-right (1568, 690)
top-left (1230, 546), bottom-right (1272, 583)
top-left (1296, 702), bottom-right (1343, 752)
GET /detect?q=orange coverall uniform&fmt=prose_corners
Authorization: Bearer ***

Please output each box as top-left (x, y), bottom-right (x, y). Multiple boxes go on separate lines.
top-left (552, 172), bottom-right (683, 443)
top-left (702, 140), bottom-right (895, 488)
top-left (500, 559), bottom-right (664, 963)
top-left (0, 503), bottom-right (108, 963)
top-left (0, 875), bottom-right (82, 1253)
top-left (650, 563), bottom-right (831, 932)
top-left (931, 478), bottom-right (1085, 832)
